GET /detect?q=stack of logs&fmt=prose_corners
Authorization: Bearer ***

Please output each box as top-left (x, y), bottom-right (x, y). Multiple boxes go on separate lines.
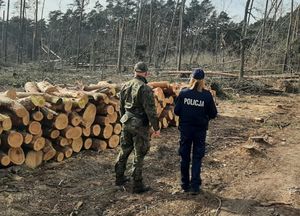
top-left (148, 81), bottom-right (181, 129)
top-left (0, 80), bottom-right (212, 169)
top-left (0, 81), bottom-right (122, 168)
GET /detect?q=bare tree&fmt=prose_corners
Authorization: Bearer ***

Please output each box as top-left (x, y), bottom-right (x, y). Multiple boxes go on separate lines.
top-left (76, 0), bottom-right (85, 69)
top-left (32, 0), bottom-right (38, 61)
top-left (282, 0), bottom-right (294, 73)
top-left (117, 17), bottom-right (126, 73)
top-left (4, 0), bottom-right (9, 62)
top-left (177, 0), bottom-right (185, 71)
top-left (239, 0), bottom-right (252, 79)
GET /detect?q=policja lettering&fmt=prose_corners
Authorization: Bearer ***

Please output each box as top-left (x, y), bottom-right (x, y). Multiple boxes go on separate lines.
top-left (184, 98), bottom-right (204, 107)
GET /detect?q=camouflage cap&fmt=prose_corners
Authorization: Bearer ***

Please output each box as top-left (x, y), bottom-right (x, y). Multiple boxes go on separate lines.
top-left (134, 62), bottom-right (148, 73)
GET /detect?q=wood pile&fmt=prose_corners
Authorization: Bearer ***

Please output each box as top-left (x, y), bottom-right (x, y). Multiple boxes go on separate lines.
top-left (0, 81), bottom-right (121, 168)
top-left (0, 80), bottom-right (216, 169)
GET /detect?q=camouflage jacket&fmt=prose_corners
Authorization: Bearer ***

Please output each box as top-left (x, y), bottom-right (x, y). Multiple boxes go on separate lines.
top-left (120, 76), bottom-right (159, 131)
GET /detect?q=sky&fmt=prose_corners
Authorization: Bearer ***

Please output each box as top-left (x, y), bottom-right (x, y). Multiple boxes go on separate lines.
top-left (2, 0), bottom-right (300, 22)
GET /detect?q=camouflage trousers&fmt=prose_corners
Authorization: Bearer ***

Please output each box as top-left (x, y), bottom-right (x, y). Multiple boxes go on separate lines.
top-left (115, 118), bottom-right (150, 182)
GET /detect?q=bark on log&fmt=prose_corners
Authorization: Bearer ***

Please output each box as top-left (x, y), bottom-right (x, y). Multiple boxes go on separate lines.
top-left (0, 89), bottom-right (17, 99)
top-left (109, 97), bottom-right (120, 112)
top-left (91, 139), bottom-right (107, 151)
top-left (25, 150), bottom-right (43, 169)
top-left (36, 81), bottom-right (58, 93)
top-left (56, 136), bottom-right (69, 147)
top-left (8, 147), bottom-right (25, 165)
top-left (54, 146), bottom-right (73, 158)
top-left (24, 82), bottom-right (40, 93)
top-left (0, 96), bottom-right (28, 118)
top-left (40, 107), bottom-right (58, 120)
top-left (96, 104), bottom-right (114, 115)
top-left (94, 116), bottom-right (110, 125)
top-left (43, 128), bottom-right (60, 139)
top-left (18, 96), bottom-right (45, 109)
top-left (148, 81), bottom-right (170, 89)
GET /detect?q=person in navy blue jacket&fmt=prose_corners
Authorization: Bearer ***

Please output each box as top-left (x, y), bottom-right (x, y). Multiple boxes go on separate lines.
top-left (174, 68), bottom-right (217, 195)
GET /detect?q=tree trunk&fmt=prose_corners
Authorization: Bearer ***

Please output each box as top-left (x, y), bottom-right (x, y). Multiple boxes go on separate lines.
top-left (32, 0), bottom-right (38, 61)
top-left (4, 0), bottom-right (9, 62)
top-left (117, 17), bottom-right (125, 74)
top-left (177, 0), bottom-right (185, 71)
top-left (239, 0), bottom-right (252, 79)
top-left (163, 0), bottom-right (180, 64)
top-left (282, 0), bottom-right (294, 73)
top-left (76, 0), bottom-right (85, 69)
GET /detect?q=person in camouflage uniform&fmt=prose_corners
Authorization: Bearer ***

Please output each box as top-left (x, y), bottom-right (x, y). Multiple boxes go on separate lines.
top-left (115, 62), bottom-right (160, 193)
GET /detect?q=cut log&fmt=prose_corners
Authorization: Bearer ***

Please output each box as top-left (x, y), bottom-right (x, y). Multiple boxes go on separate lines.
top-left (99, 124), bottom-right (113, 139)
top-left (55, 151), bottom-right (64, 162)
top-left (148, 81), bottom-right (170, 89)
top-left (0, 151), bottom-right (11, 166)
top-left (83, 138), bottom-right (92, 150)
top-left (40, 107), bottom-right (58, 120)
top-left (82, 103), bottom-right (96, 127)
top-left (0, 89), bottom-right (17, 99)
top-left (8, 147), bottom-right (25, 165)
top-left (27, 136), bottom-right (46, 151)
top-left (92, 124), bottom-right (101, 136)
top-left (61, 126), bottom-right (82, 139)
top-left (94, 116), bottom-right (110, 125)
top-left (28, 121), bottom-right (42, 135)
top-left (24, 82), bottom-right (40, 93)
top-left (20, 132), bottom-right (33, 144)
top-left (25, 150), bottom-right (43, 169)
top-left (153, 88), bottom-right (165, 101)
top-left (54, 146), bottom-right (73, 158)
top-left (54, 113), bottom-right (69, 130)
top-left (108, 135), bottom-right (120, 148)
top-left (169, 115), bottom-right (179, 127)
top-left (32, 111), bottom-right (44, 121)
top-left (18, 96), bottom-right (45, 109)
top-left (82, 127), bottom-right (91, 137)
top-left (43, 129), bottom-right (60, 139)
top-left (108, 112), bottom-right (118, 124)
top-left (109, 97), bottom-right (120, 112)
top-left (42, 139), bottom-right (57, 161)
top-left (0, 96), bottom-right (28, 118)
top-left (0, 113), bottom-right (12, 131)
top-left (56, 136), bottom-right (69, 147)
top-left (165, 96), bottom-right (174, 105)
top-left (96, 104), bottom-right (114, 115)
top-left (1, 131), bottom-right (24, 148)
top-left (160, 117), bottom-right (168, 129)
top-left (36, 81), bottom-right (58, 93)
top-left (113, 123), bottom-right (122, 135)
top-left (71, 137), bottom-right (83, 153)
top-left (91, 139), bottom-right (107, 151)
top-left (69, 112), bottom-right (82, 126)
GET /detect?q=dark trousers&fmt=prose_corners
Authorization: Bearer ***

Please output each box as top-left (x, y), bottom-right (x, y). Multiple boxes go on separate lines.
top-left (179, 126), bottom-right (206, 190)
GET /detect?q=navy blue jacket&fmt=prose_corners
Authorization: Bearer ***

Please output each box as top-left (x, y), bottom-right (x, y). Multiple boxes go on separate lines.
top-left (174, 88), bottom-right (217, 130)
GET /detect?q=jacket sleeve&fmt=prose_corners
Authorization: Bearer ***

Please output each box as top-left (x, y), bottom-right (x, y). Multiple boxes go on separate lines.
top-left (140, 85), bottom-right (160, 131)
top-left (174, 92), bottom-right (183, 116)
top-left (119, 85), bottom-right (126, 117)
top-left (207, 92), bottom-right (218, 120)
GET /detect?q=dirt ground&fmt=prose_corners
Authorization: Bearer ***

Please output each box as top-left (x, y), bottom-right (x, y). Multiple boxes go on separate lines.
top-left (0, 68), bottom-right (299, 216)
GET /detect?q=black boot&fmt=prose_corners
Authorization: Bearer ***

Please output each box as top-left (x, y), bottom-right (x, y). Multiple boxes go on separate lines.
top-left (132, 181), bottom-right (151, 194)
top-left (115, 176), bottom-right (130, 186)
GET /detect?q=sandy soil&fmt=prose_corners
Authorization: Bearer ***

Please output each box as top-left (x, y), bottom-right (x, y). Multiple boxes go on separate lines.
top-left (0, 68), bottom-right (299, 216)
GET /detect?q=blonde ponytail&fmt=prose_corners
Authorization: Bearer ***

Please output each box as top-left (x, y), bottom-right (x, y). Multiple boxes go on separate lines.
top-left (189, 78), bottom-right (205, 92)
